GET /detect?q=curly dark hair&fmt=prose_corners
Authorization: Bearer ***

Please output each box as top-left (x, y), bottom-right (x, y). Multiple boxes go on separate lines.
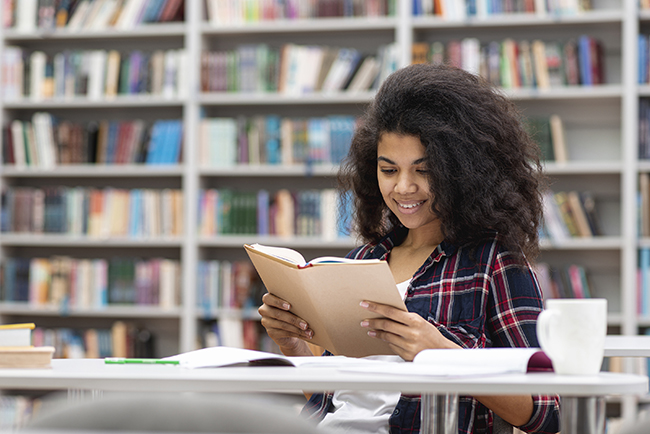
top-left (339, 63), bottom-right (547, 262)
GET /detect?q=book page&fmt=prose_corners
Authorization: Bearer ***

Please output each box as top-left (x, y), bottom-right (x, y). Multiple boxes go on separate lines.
top-left (246, 243), bottom-right (307, 266)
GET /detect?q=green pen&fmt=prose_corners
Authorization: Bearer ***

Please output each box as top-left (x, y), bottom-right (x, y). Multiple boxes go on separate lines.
top-left (104, 358), bottom-right (180, 365)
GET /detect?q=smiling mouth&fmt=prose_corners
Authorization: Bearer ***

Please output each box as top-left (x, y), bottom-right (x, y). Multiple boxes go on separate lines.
top-left (398, 201), bottom-right (425, 209)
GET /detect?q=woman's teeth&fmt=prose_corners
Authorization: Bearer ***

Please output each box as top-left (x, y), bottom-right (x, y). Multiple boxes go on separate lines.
top-left (399, 201), bottom-right (424, 209)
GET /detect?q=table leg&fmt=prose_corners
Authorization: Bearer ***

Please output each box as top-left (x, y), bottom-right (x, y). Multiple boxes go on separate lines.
top-left (560, 396), bottom-right (606, 434)
top-left (421, 393), bottom-right (459, 434)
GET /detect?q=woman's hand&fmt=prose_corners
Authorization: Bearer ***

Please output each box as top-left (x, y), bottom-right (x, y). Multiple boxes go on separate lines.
top-left (360, 300), bottom-right (460, 361)
top-left (258, 293), bottom-right (314, 357)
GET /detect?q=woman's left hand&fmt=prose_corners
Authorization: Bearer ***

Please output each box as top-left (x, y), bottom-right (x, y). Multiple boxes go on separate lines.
top-left (360, 300), bottom-right (460, 361)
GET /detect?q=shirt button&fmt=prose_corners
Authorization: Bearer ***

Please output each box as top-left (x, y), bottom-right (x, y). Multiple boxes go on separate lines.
top-left (393, 408), bottom-right (400, 415)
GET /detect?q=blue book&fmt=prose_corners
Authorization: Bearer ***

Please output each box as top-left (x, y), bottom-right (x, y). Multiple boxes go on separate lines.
top-left (578, 35), bottom-right (593, 86)
top-left (641, 247), bottom-right (650, 316)
top-left (128, 189), bottom-right (141, 236)
top-left (265, 116), bottom-right (281, 164)
top-left (2, 258), bottom-right (16, 302)
top-left (640, 35), bottom-right (648, 84)
top-left (146, 121), bottom-right (165, 164)
top-left (257, 189), bottom-right (269, 235)
top-left (160, 120), bottom-right (182, 164)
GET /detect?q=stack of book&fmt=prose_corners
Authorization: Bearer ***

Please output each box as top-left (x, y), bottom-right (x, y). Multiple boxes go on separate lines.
top-left (541, 190), bottom-right (602, 241)
top-left (0, 323), bottom-right (55, 368)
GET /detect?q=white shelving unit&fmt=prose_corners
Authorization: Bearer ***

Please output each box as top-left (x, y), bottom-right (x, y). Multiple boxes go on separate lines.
top-left (0, 0), bottom-right (648, 423)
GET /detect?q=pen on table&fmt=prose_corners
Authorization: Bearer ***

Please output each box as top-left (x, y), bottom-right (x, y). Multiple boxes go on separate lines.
top-left (104, 358), bottom-right (180, 365)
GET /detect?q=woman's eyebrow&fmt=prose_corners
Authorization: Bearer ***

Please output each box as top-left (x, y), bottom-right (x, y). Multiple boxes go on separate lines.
top-left (377, 156), bottom-right (426, 165)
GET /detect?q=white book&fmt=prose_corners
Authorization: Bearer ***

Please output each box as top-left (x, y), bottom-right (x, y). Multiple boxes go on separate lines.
top-left (320, 188), bottom-right (338, 241)
top-left (87, 50), bottom-right (107, 100)
top-left (31, 112), bottom-right (57, 168)
top-left (66, 0), bottom-right (92, 30)
top-left (0, 323), bottom-right (34, 347)
top-left (299, 46), bottom-right (325, 94)
top-left (162, 49), bottom-right (178, 99)
top-left (461, 38), bottom-right (481, 76)
top-left (175, 50), bottom-right (188, 99)
top-left (542, 190), bottom-right (569, 241)
top-left (321, 48), bottom-right (360, 93)
top-left (87, 0), bottom-right (120, 29)
top-left (29, 51), bottom-right (47, 101)
top-left (115, 0), bottom-right (146, 29)
top-left (15, 0), bottom-right (37, 32)
top-left (81, 0), bottom-right (108, 29)
top-left (159, 259), bottom-right (178, 309)
top-left (347, 57), bottom-right (380, 92)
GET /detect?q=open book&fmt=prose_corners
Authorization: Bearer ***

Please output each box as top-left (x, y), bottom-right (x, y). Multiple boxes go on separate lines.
top-left (162, 346), bottom-right (397, 369)
top-left (339, 348), bottom-right (553, 377)
top-left (244, 243), bottom-right (407, 358)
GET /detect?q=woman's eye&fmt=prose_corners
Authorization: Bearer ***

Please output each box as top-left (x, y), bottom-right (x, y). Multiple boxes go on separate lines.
top-left (380, 168), bottom-right (396, 174)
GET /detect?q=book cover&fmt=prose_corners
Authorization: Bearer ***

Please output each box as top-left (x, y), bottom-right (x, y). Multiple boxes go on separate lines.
top-left (244, 243), bottom-right (407, 357)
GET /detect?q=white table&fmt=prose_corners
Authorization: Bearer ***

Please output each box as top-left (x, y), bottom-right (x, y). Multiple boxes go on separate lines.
top-left (604, 335), bottom-right (650, 357)
top-left (0, 359), bottom-right (647, 434)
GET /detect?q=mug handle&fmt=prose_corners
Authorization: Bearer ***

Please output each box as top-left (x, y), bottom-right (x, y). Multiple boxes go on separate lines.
top-left (536, 309), bottom-right (562, 364)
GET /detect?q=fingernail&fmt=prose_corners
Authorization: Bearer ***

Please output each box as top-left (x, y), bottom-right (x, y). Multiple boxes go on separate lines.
top-left (305, 330), bottom-right (313, 339)
top-left (282, 303), bottom-right (290, 310)
top-left (367, 330), bottom-right (377, 337)
top-left (299, 322), bottom-right (308, 330)
top-left (359, 301), bottom-right (369, 308)
top-left (360, 321), bottom-right (369, 327)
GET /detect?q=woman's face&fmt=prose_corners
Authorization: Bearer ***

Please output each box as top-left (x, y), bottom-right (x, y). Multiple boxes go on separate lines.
top-left (377, 133), bottom-right (439, 233)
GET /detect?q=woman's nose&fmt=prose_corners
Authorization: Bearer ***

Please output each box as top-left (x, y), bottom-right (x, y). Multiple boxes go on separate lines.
top-left (395, 173), bottom-right (417, 194)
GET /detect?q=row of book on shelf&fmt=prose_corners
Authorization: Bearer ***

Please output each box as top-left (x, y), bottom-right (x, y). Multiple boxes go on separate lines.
top-left (0, 187), bottom-right (184, 237)
top-left (199, 319), bottom-right (279, 355)
top-left (201, 43), bottom-right (398, 94)
top-left (206, 0), bottom-right (393, 24)
top-left (2, 114), bottom-right (183, 167)
top-left (412, 0), bottom-right (594, 18)
top-left (199, 115), bottom-right (356, 167)
top-left (5, 0), bottom-right (184, 32)
top-left (0, 256), bottom-right (181, 309)
top-left (2, 47), bottom-right (187, 101)
top-left (196, 260), bottom-right (265, 315)
top-left (541, 190), bottom-right (602, 241)
top-left (533, 262), bottom-right (593, 301)
top-left (413, 35), bottom-right (605, 90)
top-left (198, 188), bottom-right (353, 239)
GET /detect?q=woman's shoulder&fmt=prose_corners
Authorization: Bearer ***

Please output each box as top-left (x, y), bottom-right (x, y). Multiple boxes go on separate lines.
top-left (458, 231), bottom-right (527, 268)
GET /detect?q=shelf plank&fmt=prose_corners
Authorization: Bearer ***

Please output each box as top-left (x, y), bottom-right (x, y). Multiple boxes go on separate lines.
top-left (199, 164), bottom-right (338, 177)
top-left (199, 92), bottom-right (375, 105)
top-left (200, 17), bottom-right (398, 34)
top-left (3, 96), bottom-right (185, 109)
top-left (0, 165), bottom-right (184, 177)
top-left (539, 237), bottom-right (624, 250)
top-left (3, 23), bottom-right (187, 41)
top-left (0, 302), bottom-right (182, 318)
top-left (0, 234), bottom-right (184, 247)
top-left (542, 161), bottom-right (623, 175)
top-left (412, 9), bottom-right (623, 29)
top-left (198, 235), bottom-right (358, 250)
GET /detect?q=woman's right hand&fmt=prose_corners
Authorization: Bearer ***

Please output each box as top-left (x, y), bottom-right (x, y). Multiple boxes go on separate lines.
top-left (258, 293), bottom-right (314, 357)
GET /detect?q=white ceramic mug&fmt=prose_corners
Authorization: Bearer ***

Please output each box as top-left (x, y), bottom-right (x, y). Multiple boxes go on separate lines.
top-left (536, 298), bottom-right (607, 375)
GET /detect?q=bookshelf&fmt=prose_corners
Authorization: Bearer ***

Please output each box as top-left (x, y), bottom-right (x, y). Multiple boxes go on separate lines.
top-left (0, 0), bottom-right (648, 426)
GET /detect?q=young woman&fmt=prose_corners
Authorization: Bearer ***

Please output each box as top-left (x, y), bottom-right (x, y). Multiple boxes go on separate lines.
top-left (258, 63), bottom-right (560, 434)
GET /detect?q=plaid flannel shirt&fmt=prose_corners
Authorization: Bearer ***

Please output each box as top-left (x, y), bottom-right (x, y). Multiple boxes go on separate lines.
top-left (302, 227), bottom-right (560, 434)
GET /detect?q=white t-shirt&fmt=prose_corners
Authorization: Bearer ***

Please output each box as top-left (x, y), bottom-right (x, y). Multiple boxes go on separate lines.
top-left (318, 279), bottom-right (411, 434)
